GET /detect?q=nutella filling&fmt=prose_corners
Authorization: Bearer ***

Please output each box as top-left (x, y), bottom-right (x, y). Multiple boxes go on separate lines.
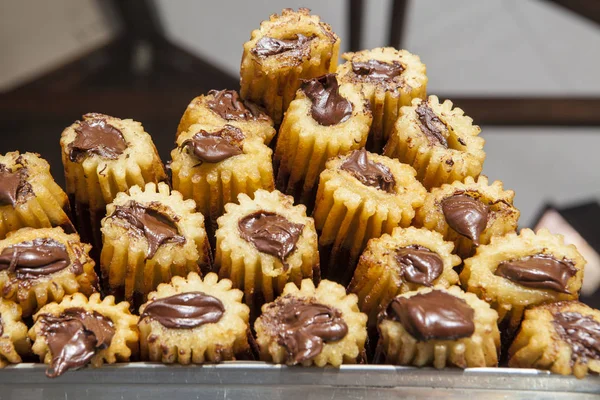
top-left (351, 59), bottom-right (404, 81)
top-left (415, 103), bottom-right (448, 147)
top-left (252, 34), bottom-right (313, 58)
top-left (0, 238), bottom-right (72, 279)
top-left (0, 165), bottom-right (32, 207)
top-left (495, 254), bottom-right (577, 293)
top-left (40, 308), bottom-right (115, 378)
top-left (238, 211), bottom-right (304, 270)
top-left (300, 74), bottom-right (353, 126)
top-left (69, 117), bottom-right (127, 162)
top-left (441, 194), bottom-right (489, 246)
top-left (384, 290), bottom-right (475, 341)
top-left (396, 245), bottom-right (443, 286)
top-left (110, 202), bottom-right (185, 258)
top-left (553, 311), bottom-right (600, 361)
top-left (271, 297), bottom-right (348, 363)
top-left (340, 148), bottom-right (396, 193)
top-left (182, 125), bottom-right (244, 163)
top-left (141, 292), bottom-right (225, 329)
top-left (207, 89), bottom-right (268, 121)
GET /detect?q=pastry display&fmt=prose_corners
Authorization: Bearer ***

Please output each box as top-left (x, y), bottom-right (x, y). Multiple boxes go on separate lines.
top-left (337, 47), bottom-right (427, 151)
top-left (414, 175), bottom-right (520, 258)
top-left (100, 182), bottom-right (211, 306)
top-left (240, 8), bottom-right (340, 124)
top-left (0, 151), bottom-right (74, 240)
top-left (176, 89), bottom-right (276, 145)
top-left (313, 148), bottom-right (426, 283)
top-left (384, 95), bottom-right (485, 190)
top-left (376, 286), bottom-right (500, 368)
top-left (138, 272), bottom-right (251, 364)
top-left (171, 122), bottom-right (274, 233)
top-left (508, 301), bottom-right (599, 379)
top-left (254, 279), bottom-right (367, 366)
top-left (0, 227), bottom-right (98, 317)
top-left (273, 73), bottom-right (372, 207)
top-left (461, 228), bottom-right (585, 334)
top-left (29, 293), bottom-right (138, 378)
top-left (214, 189), bottom-right (319, 319)
top-left (348, 227), bottom-right (461, 330)
top-left (60, 113), bottom-right (167, 254)
top-left (0, 298), bottom-right (30, 368)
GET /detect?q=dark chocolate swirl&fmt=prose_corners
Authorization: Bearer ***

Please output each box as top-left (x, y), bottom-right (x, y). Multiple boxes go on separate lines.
top-left (252, 34), bottom-right (313, 58)
top-left (141, 292), bottom-right (225, 329)
top-left (352, 60), bottom-right (404, 81)
top-left (415, 103), bottom-right (448, 147)
top-left (553, 311), bottom-right (600, 361)
top-left (0, 165), bottom-right (32, 207)
top-left (0, 238), bottom-right (71, 279)
top-left (300, 74), bottom-right (353, 126)
top-left (182, 125), bottom-right (244, 163)
top-left (495, 254), bottom-right (577, 293)
top-left (441, 194), bottom-right (489, 246)
top-left (396, 245), bottom-right (443, 286)
top-left (340, 148), bottom-right (395, 193)
top-left (69, 117), bottom-right (127, 162)
top-left (207, 89), bottom-right (268, 121)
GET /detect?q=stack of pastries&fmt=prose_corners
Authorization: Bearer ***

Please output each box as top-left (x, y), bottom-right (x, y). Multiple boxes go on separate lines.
top-left (0, 8), bottom-right (596, 381)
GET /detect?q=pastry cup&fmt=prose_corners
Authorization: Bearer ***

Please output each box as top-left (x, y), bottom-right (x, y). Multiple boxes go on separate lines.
top-left (176, 89), bottom-right (276, 145)
top-left (60, 113), bottom-right (167, 253)
top-left (255, 279), bottom-right (367, 366)
top-left (0, 298), bottom-right (30, 368)
top-left (171, 123), bottom-right (275, 233)
top-left (215, 189), bottom-right (319, 320)
top-left (0, 227), bottom-right (98, 317)
top-left (376, 286), bottom-right (500, 368)
top-left (337, 47), bottom-right (428, 151)
top-left (138, 272), bottom-right (251, 364)
top-left (0, 151), bottom-right (74, 240)
top-left (384, 95), bottom-right (485, 190)
top-left (240, 8), bottom-right (341, 124)
top-left (274, 76), bottom-right (371, 207)
top-left (313, 149), bottom-right (426, 283)
top-left (460, 228), bottom-right (586, 333)
top-left (100, 182), bottom-right (211, 305)
top-left (29, 292), bottom-right (139, 377)
top-left (349, 226), bottom-right (461, 330)
top-left (414, 175), bottom-right (520, 259)
top-left (508, 301), bottom-right (600, 379)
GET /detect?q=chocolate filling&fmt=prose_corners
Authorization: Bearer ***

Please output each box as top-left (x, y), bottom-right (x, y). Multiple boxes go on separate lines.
top-left (415, 103), bottom-right (448, 147)
top-left (383, 290), bottom-right (475, 341)
top-left (69, 117), bottom-right (127, 162)
top-left (40, 308), bottom-right (115, 378)
top-left (351, 59), bottom-right (404, 81)
top-left (141, 292), bottom-right (225, 329)
top-left (340, 148), bottom-right (395, 193)
top-left (553, 311), bottom-right (600, 362)
top-left (0, 238), bottom-right (72, 279)
top-left (495, 254), bottom-right (577, 293)
top-left (441, 194), bottom-right (489, 246)
top-left (0, 316), bottom-right (3, 336)
top-left (267, 297), bottom-right (348, 363)
top-left (0, 165), bottom-right (32, 207)
top-left (252, 34), bottom-right (314, 58)
top-left (110, 202), bottom-right (185, 258)
top-left (207, 89), bottom-right (268, 121)
top-left (238, 211), bottom-right (304, 271)
top-left (300, 74), bottom-right (353, 126)
top-left (182, 125), bottom-right (244, 163)
top-left (396, 245), bottom-right (443, 286)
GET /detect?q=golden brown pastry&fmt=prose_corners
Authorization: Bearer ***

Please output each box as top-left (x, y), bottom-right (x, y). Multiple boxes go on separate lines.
top-left (0, 298), bottom-right (30, 368)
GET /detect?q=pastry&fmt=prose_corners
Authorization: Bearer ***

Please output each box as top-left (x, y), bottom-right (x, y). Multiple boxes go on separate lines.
top-left (273, 73), bottom-right (371, 207)
top-left (0, 298), bottom-right (30, 368)
top-left (138, 272), bottom-right (251, 364)
top-left (0, 227), bottom-right (98, 317)
top-left (337, 47), bottom-right (427, 151)
top-left (240, 8), bottom-right (341, 124)
top-left (100, 182), bottom-right (211, 306)
top-left (384, 95), bottom-right (485, 190)
top-left (254, 279), bottom-right (367, 366)
top-left (0, 151), bottom-right (74, 240)
top-left (215, 189), bottom-right (319, 319)
top-left (376, 286), bottom-right (500, 368)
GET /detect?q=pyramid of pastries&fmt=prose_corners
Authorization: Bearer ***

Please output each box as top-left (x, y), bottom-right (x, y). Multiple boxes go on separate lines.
top-left (0, 7), bottom-right (595, 382)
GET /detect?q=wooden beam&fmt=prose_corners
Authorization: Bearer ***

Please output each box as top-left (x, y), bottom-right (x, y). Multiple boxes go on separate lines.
top-left (348, 0), bottom-right (364, 52)
top-left (545, 0), bottom-right (600, 26)
top-left (388, 0), bottom-right (409, 48)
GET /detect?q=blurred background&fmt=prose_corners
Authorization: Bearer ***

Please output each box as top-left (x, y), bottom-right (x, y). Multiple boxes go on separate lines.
top-left (0, 0), bottom-right (599, 303)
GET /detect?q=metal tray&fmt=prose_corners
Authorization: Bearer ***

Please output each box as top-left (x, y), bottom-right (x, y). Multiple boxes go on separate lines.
top-left (0, 362), bottom-right (598, 399)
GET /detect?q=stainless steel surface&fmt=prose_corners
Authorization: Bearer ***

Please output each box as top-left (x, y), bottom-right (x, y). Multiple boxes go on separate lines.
top-left (0, 362), bottom-right (598, 399)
